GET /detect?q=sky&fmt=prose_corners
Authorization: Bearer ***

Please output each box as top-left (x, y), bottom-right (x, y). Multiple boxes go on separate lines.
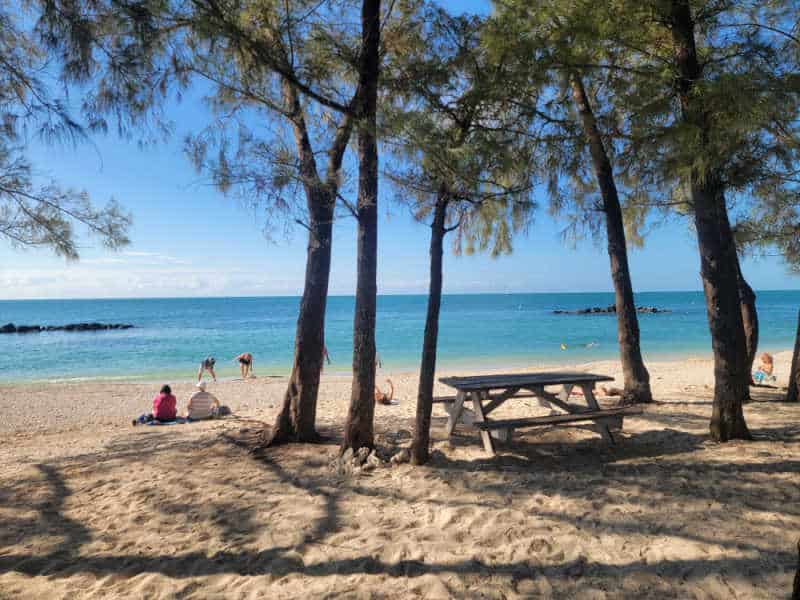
top-left (1, 1), bottom-right (798, 300)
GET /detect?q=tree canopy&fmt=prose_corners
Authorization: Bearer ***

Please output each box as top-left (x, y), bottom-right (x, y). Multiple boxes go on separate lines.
top-left (0, 2), bottom-right (130, 259)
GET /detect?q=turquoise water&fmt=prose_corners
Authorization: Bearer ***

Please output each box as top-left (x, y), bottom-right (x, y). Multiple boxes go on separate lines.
top-left (0, 291), bottom-right (798, 382)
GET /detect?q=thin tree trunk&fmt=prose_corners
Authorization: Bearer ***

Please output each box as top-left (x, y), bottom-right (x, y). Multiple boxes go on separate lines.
top-left (411, 193), bottom-right (448, 465)
top-left (342, 0), bottom-right (380, 452)
top-left (669, 0), bottom-right (750, 441)
top-left (793, 539), bottom-right (800, 600)
top-left (788, 310), bottom-right (800, 403)
top-left (569, 73), bottom-right (652, 405)
top-left (734, 256), bottom-right (758, 390)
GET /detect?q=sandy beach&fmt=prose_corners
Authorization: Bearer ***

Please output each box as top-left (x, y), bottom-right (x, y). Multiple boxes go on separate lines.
top-left (1, 352), bottom-right (799, 599)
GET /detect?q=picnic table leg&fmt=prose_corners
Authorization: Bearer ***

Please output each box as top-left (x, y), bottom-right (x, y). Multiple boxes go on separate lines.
top-left (471, 391), bottom-right (496, 455)
top-left (581, 384), bottom-right (616, 444)
top-left (559, 384), bottom-right (574, 404)
top-left (445, 390), bottom-right (466, 436)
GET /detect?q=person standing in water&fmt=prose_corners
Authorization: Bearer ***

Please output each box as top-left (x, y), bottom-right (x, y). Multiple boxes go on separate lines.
top-left (235, 352), bottom-right (254, 379)
top-left (197, 356), bottom-right (217, 382)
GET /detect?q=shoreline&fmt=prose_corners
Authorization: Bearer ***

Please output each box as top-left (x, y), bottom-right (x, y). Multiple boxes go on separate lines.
top-left (2, 351), bottom-right (794, 438)
top-left (1, 346), bottom-right (794, 386)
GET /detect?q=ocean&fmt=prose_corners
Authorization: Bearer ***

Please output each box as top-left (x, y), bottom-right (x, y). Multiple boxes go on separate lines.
top-left (0, 291), bottom-right (798, 382)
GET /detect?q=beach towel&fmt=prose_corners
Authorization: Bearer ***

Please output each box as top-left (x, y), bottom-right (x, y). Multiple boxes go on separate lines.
top-left (145, 417), bottom-right (187, 426)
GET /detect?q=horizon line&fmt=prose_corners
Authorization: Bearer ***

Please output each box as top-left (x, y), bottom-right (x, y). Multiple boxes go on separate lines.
top-left (2, 288), bottom-right (800, 302)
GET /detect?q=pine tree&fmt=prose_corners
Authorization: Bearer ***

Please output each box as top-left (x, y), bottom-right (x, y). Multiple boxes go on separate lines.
top-left (0, 3), bottom-right (130, 258)
top-left (489, 2), bottom-right (653, 404)
top-left (39, 0), bottom-right (392, 445)
top-left (383, 8), bottom-right (536, 464)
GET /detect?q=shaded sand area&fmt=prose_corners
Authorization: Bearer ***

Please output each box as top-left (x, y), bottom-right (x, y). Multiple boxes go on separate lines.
top-left (1, 353), bottom-right (799, 598)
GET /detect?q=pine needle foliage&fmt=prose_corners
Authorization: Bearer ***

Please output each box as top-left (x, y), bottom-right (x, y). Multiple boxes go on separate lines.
top-left (0, 2), bottom-right (130, 259)
top-left (382, 5), bottom-right (537, 256)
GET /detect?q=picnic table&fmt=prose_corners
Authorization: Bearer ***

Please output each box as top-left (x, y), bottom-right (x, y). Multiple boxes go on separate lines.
top-left (437, 372), bottom-right (642, 455)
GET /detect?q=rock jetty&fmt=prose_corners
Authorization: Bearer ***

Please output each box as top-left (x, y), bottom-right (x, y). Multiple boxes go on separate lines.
top-left (553, 305), bottom-right (669, 315)
top-left (0, 322), bottom-right (134, 334)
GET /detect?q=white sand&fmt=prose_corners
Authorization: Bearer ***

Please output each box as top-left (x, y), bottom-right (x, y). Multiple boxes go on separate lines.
top-left (1, 352), bottom-right (798, 599)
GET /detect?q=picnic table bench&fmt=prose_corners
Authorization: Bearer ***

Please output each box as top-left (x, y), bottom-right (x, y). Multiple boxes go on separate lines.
top-left (437, 372), bottom-right (642, 455)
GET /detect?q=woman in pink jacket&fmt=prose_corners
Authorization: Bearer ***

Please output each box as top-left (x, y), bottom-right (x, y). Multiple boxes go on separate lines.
top-left (132, 385), bottom-right (177, 425)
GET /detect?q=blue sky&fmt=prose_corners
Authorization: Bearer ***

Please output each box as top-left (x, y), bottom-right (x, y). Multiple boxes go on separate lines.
top-left (1, 0), bottom-right (798, 300)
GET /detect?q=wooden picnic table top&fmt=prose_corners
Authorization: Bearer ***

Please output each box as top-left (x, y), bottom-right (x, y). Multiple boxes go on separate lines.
top-left (439, 371), bottom-right (614, 391)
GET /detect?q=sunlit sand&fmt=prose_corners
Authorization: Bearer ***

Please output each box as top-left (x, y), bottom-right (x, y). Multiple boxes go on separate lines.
top-left (1, 352), bottom-right (798, 598)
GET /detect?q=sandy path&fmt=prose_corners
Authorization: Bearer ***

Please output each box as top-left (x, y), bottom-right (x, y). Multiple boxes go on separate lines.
top-left (1, 353), bottom-right (798, 599)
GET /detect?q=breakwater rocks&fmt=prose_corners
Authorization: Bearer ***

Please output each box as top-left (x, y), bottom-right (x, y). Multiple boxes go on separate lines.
top-left (0, 322), bottom-right (134, 334)
top-left (553, 306), bottom-right (670, 315)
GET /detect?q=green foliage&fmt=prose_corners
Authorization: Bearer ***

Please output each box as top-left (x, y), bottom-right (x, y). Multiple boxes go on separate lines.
top-left (489, 0), bottom-right (800, 254)
top-left (39, 0), bottom-right (414, 233)
top-left (382, 5), bottom-right (536, 257)
top-left (0, 2), bottom-right (130, 258)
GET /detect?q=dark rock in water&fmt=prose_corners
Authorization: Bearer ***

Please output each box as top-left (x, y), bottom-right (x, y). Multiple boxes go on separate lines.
top-left (0, 322), bottom-right (134, 334)
top-left (15, 325), bottom-right (41, 333)
top-left (553, 306), bottom-right (670, 315)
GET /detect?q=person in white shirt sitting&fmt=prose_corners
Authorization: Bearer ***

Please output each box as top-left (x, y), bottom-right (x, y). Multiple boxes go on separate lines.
top-left (187, 381), bottom-right (220, 420)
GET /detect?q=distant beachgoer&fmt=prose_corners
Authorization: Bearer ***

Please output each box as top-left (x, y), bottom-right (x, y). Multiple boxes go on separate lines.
top-left (132, 384), bottom-right (177, 425)
top-left (375, 379), bottom-right (396, 405)
top-left (753, 352), bottom-right (776, 385)
top-left (376, 352), bottom-right (383, 370)
top-left (235, 352), bottom-right (254, 379)
top-left (187, 381), bottom-right (221, 420)
top-left (198, 357), bottom-right (217, 382)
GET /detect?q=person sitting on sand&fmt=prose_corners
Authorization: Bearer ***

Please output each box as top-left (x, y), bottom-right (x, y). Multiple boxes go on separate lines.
top-left (753, 352), bottom-right (776, 385)
top-left (198, 356), bottom-right (217, 383)
top-left (375, 379), bottom-right (396, 405)
top-left (186, 381), bottom-right (220, 420)
top-left (133, 384), bottom-right (177, 425)
top-left (599, 385), bottom-right (624, 397)
top-left (235, 352), bottom-right (254, 379)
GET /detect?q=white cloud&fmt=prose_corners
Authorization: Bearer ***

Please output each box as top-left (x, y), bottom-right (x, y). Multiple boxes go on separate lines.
top-left (0, 261), bottom-right (307, 299)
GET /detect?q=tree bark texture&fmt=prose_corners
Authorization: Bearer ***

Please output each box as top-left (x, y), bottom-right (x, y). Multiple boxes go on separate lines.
top-left (669, 0), bottom-right (750, 441)
top-left (411, 194), bottom-right (448, 465)
top-left (262, 80), bottom-right (351, 446)
top-left (734, 257), bottom-right (758, 389)
top-left (265, 193), bottom-right (335, 444)
top-left (569, 73), bottom-right (652, 405)
top-left (793, 538), bottom-right (800, 600)
top-left (788, 310), bottom-right (800, 403)
top-left (342, 0), bottom-right (381, 452)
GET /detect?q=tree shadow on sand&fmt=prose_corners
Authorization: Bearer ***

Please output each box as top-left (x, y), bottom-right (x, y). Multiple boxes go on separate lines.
top-left (1, 412), bottom-right (798, 597)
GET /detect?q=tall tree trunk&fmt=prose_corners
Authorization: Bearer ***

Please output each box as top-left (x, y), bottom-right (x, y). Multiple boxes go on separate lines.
top-left (264, 193), bottom-right (334, 444)
top-left (669, 0), bottom-right (750, 441)
top-left (411, 193), bottom-right (448, 465)
top-left (342, 0), bottom-right (380, 452)
top-left (734, 256), bottom-right (758, 389)
top-left (569, 73), bottom-right (652, 405)
top-left (788, 310), bottom-right (800, 403)
top-left (261, 78), bottom-right (353, 446)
